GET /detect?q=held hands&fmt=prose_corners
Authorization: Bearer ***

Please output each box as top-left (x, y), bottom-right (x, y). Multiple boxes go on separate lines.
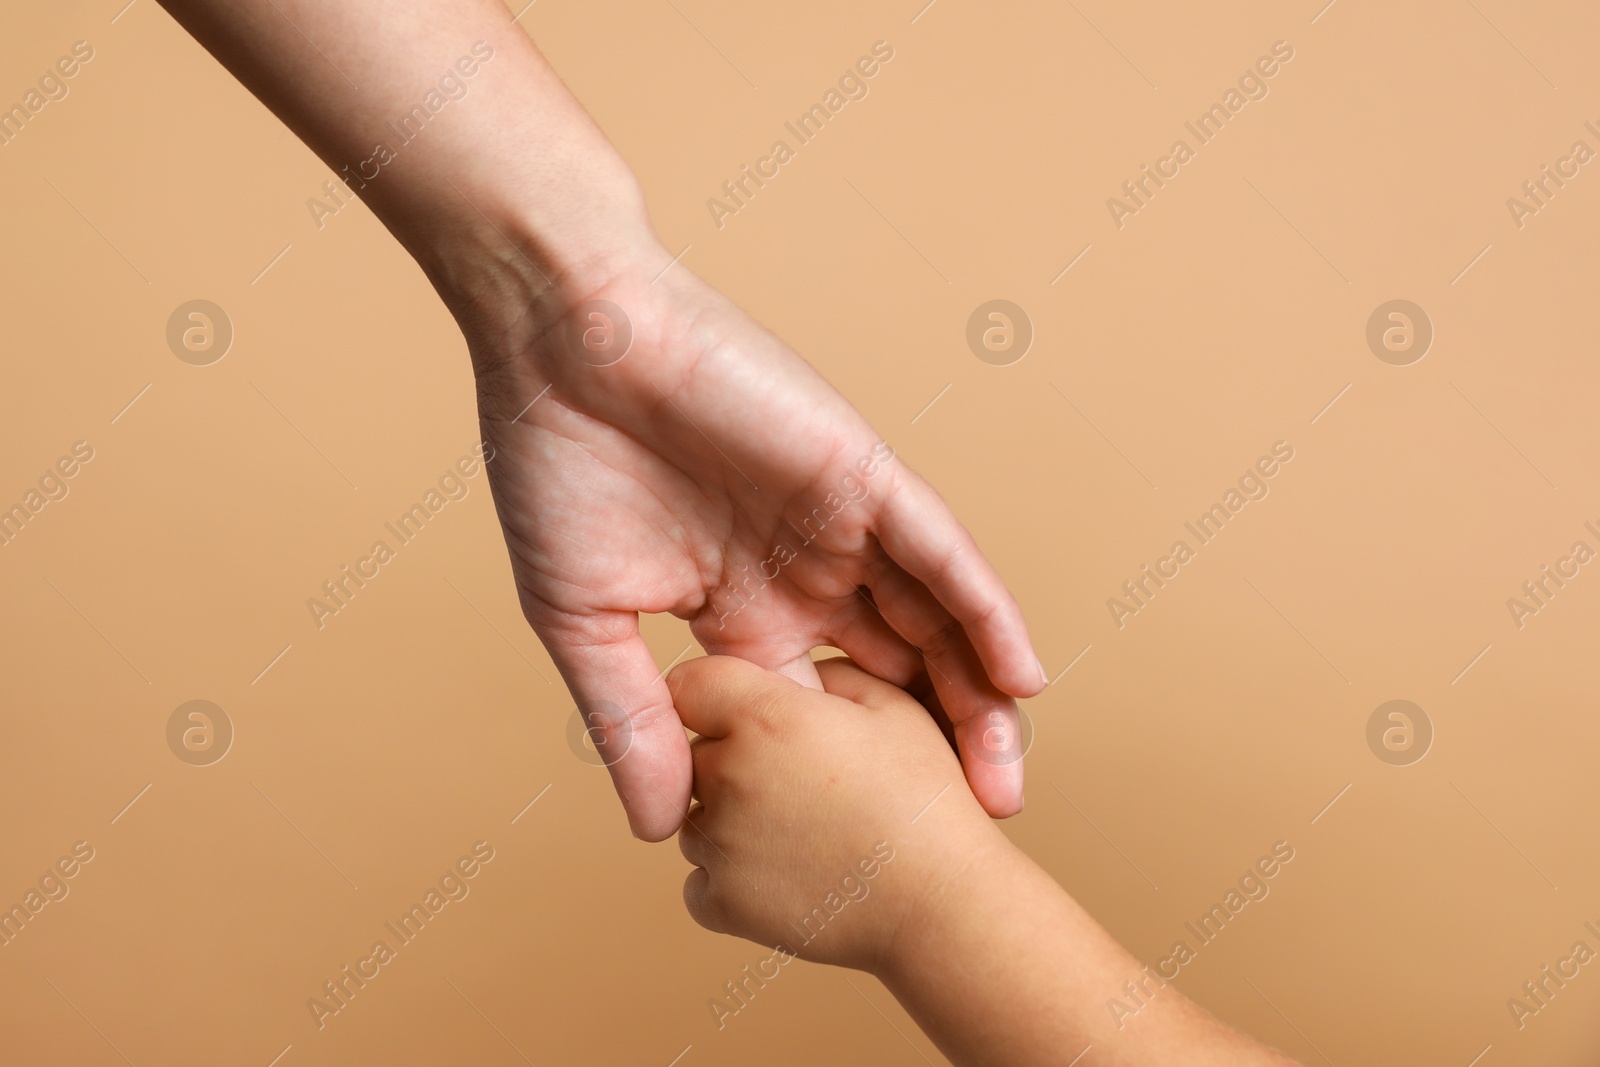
top-left (464, 243), bottom-right (1044, 840)
top-left (156, 0), bottom-right (1042, 843)
top-left (666, 657), bottom-right (1308, 1067)
top-left (665, 655), bottom-right (1008, 971)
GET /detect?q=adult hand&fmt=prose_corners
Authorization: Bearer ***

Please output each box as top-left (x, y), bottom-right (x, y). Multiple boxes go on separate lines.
top-left (469, 245), bottom-right (1045, 839)
top-left (156, 0), bottom-right (1044, 841)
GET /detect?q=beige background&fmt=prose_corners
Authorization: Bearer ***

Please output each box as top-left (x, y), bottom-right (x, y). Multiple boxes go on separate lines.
top-left (3, 0), bottom-right (1599, 1063)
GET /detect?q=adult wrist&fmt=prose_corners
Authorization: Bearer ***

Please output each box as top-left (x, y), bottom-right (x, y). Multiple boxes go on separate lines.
top-left (413, 167), bottom-right (661, 353)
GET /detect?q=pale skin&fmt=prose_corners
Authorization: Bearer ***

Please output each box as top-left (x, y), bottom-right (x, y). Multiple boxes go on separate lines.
top-left (156, 0), bottom-right (1045, 839)
top-left (670, 656), bottom-right (1304, 1067)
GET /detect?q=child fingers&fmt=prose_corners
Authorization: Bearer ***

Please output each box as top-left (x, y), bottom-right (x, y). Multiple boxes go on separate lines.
top-left (823, 593), bottom-right (926, 691)
top-left (682, 867), bottom-right (723, 934)
top-left (678, 803), bottom-right (715, 869)
top-left (769, 651), bottom-right (824, 690)
top-left (680, 809), bottom-right (734, 936)
top-left (688, 736), bottom-right (711, 803)
top-left (814, 655), bottom-right (928, 714)
top-left (688, 735), bottom-right (736, 806)
top-left (667, 654), bottom-right (801, 739)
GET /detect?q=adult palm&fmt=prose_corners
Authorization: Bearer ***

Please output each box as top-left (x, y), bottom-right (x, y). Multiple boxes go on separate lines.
top-left (469, 257), bottom-right (1043, 840)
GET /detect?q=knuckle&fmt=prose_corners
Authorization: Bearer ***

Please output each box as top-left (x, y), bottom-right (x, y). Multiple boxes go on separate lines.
top-left (665, 655), bottom-right (707, 700)
top-left (695, 765), bottom-right (747, 809)
top-left (684, 872), bottom-right (727, 934)
top-left (962, 594), bottom-right (1007, 632)
top-left (920, 613), bottom-right (966, 661)
top-left (678, 827), bottom-right (704, 867)
top-left (691, 748), bottom-right (729, 794)
top-left (627, 695), bottom-right (678, 735)
top-left (746, 689), bottom-right (797, 740)
top-left (682, 872), bottom-right (710, 928)
top-left (923, 540), bottom-right (966, 584)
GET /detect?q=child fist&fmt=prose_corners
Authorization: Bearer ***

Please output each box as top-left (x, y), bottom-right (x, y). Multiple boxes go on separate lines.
top-left (666, 656), bottom-right (1006, 972)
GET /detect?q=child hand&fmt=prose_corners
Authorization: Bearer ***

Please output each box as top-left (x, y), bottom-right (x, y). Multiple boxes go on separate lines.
top-left (665, 655), bottom-right (1009, 972)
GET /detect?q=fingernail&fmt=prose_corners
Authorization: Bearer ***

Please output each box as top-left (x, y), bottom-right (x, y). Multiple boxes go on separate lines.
top-left (1036, 656), bottom-right (1049, 686)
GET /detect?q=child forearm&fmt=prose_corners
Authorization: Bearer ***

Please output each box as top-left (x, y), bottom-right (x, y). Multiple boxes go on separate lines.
top-left (876, 835), bottom-right (1300, 1067)
top-left (664, 657), bottom-right (1300, 1063)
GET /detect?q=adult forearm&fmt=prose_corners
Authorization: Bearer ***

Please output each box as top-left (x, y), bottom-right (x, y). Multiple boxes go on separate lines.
top-left (157, 0), bottom-right (657, 335)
